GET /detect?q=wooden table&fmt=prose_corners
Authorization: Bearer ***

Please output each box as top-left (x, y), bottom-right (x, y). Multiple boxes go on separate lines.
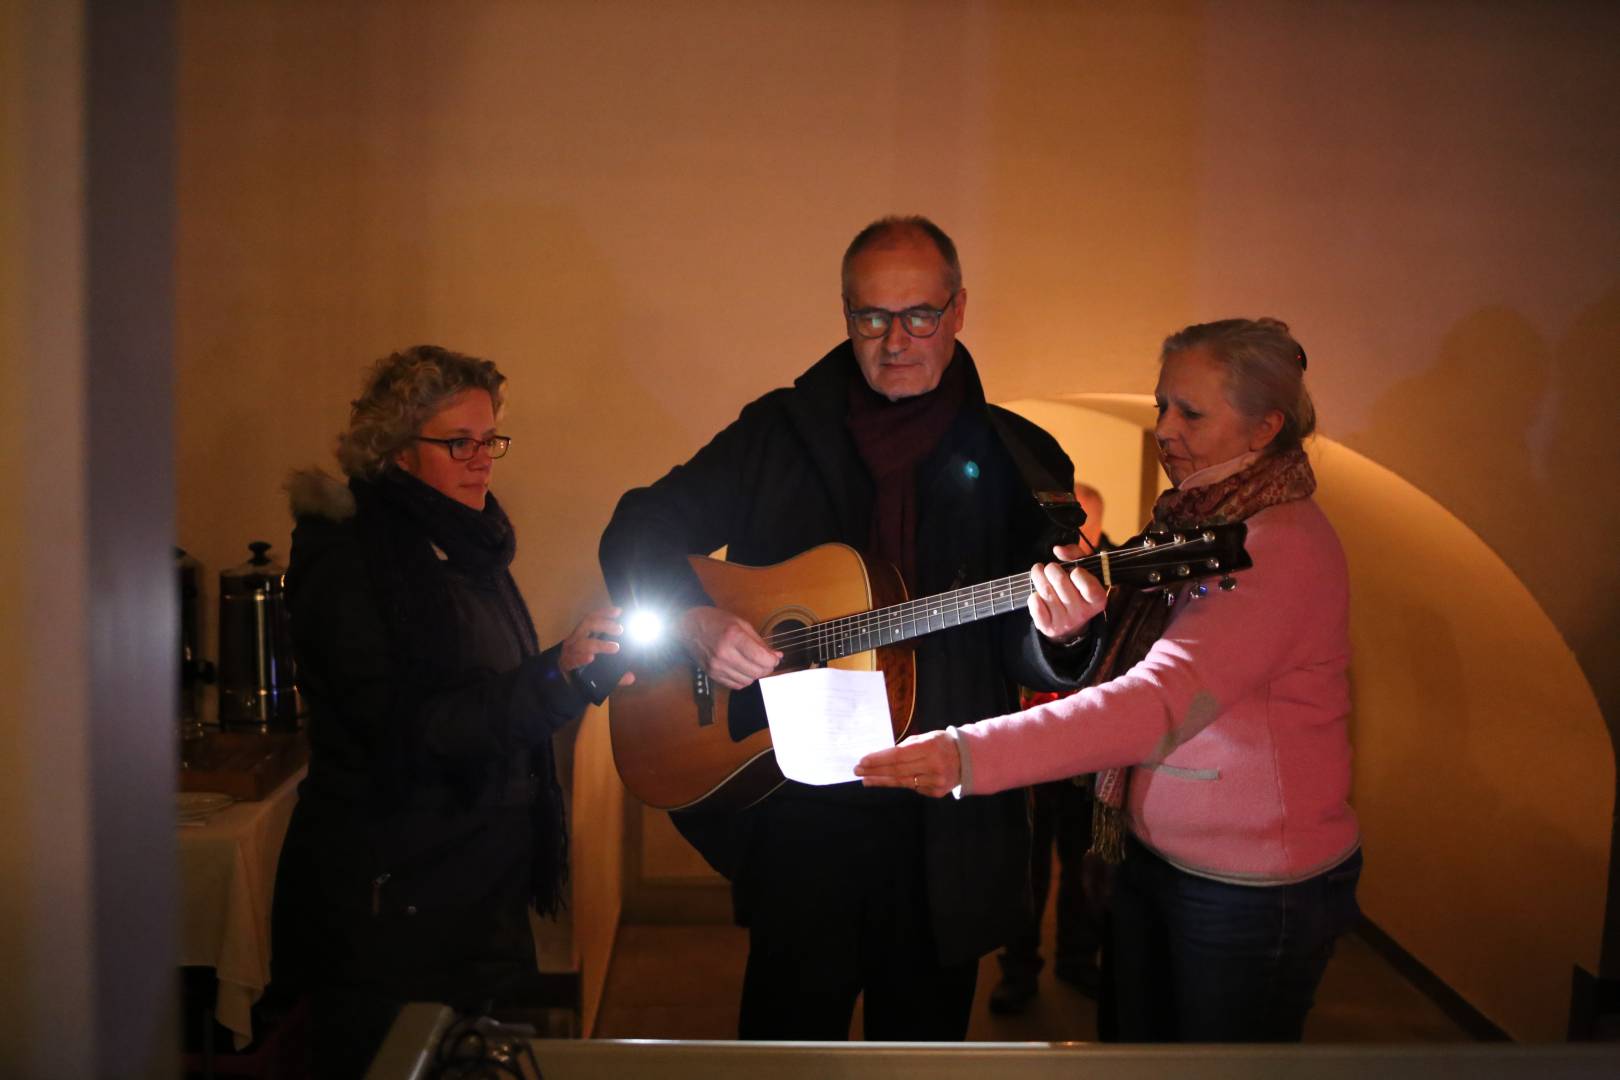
top-left (177, 762), bottom-right (305, 1048)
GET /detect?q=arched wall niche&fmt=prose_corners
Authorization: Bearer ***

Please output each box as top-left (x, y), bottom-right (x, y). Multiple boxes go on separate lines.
top-left (1001, 393), bottom-right (1615, 1042)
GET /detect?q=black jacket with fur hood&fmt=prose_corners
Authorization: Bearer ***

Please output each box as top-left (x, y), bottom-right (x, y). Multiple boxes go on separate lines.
top-left (272, 467), bottom-right (586, 1002)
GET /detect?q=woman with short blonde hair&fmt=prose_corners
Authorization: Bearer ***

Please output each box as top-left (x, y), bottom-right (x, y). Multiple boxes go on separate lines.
top-left (274, 344), bottom-right (628, 1076)
top-left (859, 317), bottom-right (1360, 1043)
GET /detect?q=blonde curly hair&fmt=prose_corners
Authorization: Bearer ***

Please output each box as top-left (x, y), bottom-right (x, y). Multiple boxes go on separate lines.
top-left (336, 345), bottom-right (507, 479)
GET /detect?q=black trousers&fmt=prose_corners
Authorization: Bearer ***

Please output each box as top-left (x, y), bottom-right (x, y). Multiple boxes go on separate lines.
top-left (737, 794), bottom-right (979, 1040)
top-left (274, 809), bottom-right (540, 1079)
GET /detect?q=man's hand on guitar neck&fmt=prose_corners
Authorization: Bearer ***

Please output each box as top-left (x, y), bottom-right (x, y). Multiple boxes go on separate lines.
top-left (678, 605), bottom-right (783, 690)
top-left (1028, 542), bottom-right (1107, 645)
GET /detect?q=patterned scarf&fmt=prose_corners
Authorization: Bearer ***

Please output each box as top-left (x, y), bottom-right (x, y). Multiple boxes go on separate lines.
top-left (1089, 446), bottom-right (1317, 863)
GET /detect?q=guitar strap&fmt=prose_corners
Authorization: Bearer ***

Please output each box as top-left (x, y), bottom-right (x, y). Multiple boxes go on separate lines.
top-left (987, 407), bottom-right (1087, 537)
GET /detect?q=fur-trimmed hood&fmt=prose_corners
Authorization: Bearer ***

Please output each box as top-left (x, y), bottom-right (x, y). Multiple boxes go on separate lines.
top-left (286, 467), bottom-right (356, 523)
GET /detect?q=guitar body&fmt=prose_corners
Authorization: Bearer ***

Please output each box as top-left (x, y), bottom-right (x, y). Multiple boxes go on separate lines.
top-left (609, 543), bottom-right (914, 813)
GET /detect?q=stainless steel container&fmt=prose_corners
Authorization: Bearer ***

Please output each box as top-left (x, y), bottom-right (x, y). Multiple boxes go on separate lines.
top-left (217, 541), bottom-right (301, 730)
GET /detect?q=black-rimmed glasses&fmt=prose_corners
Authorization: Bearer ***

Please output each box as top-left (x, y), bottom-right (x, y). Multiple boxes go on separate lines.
top-left (416, 435), bottom-right (512, 461)
top-left (844, 291), bottom-right (958, 339)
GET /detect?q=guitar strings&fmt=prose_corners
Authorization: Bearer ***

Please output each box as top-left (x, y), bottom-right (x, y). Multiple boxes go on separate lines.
top-left (760, 540), bottom-right (1223, 657)
top-left (764, 539), bottom-right (1218, 652)
top-left (766, 572), bottom-right (1071, 657)
top-left (781, 543), bottom-right (1214, 653)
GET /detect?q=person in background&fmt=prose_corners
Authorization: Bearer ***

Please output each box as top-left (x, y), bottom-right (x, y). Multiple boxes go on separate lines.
top-left (859, 318), bottom-right (1361, 1042)
top-left (599, 217), bottom-right (1106, 1041)
top-left (989, 482), bottom-right (1110, 1014)
top-left (272, 345), bottom-right (629, 1077)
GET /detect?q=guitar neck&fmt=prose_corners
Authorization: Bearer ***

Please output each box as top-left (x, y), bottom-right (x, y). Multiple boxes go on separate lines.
top-left (770, 555), bottom-right (1095, 666)
top-left (766, 524), bottom-right (1248, 666)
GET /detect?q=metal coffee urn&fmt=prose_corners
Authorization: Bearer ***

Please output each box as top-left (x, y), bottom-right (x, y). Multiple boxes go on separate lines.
top-left (217, 540), bottom-right (302, 730)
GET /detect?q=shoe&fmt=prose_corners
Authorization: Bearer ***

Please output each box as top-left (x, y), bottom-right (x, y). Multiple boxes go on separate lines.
top-left (1052, 959), bottom-right (1101, 998)
top-left (988, 975), bottom-right (1038, 1015)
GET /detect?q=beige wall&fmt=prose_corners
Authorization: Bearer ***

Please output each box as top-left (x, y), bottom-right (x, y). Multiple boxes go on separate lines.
top-left (173, 0), bottom-right (1620, 726)
top-left (167, 0), bottom-right (1620, 1042)
top-left (172, 0), bottom-right (1213, 651)
top-left (1186, 3), bottom-right (1620, 743)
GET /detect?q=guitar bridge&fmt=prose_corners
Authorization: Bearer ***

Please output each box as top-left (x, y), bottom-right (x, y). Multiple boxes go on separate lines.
top-left (693, 667), bottom-right (713, 727)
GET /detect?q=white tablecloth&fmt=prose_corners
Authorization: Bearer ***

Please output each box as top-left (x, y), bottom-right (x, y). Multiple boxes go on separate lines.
top-left (177, 765), bottom-right (304, 1049)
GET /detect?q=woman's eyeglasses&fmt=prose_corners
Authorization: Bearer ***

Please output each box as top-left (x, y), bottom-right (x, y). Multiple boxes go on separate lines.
top-left (415, 435), bottom-right (512, 460)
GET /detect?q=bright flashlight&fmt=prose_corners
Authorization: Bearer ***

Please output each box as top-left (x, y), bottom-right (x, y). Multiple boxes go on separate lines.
top-left (625, 609), bottom-right (665, 645)
top-left (575, 607), bottom-right (666, 706)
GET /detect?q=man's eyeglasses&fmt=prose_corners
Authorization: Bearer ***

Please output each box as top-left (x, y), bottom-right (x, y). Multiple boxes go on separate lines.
top-left (844, 292), bottom-right (958, 340)
top-left (416, 435), bottom-right (512, 461)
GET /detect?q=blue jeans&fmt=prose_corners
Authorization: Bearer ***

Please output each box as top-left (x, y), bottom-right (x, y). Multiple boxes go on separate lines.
top-left (1109, 837), bottom-right (1362, 1042)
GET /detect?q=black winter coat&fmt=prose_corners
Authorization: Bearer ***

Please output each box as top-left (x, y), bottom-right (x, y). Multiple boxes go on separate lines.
top-left (272, 470), bottom-right (588, 1006)
top-left (599, 342), bottom-right (1100, 964)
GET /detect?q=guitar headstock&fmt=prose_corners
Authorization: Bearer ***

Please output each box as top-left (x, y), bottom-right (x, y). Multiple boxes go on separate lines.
top-left (1091, 522), bottom-right (1251, 589)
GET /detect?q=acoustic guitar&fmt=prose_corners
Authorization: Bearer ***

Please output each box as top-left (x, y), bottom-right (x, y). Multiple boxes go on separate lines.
top-left (608, 523), bottom-right (1250, 813)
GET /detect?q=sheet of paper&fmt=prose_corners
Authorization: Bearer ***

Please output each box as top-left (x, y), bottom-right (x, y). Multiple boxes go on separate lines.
top-left (759, 667), bottom-right (894, 785)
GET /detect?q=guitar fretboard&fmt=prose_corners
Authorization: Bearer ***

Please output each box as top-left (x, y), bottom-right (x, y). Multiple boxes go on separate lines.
top-left (767, 528), bottom-right (1239, 666)
top-left (776, 570), bottom-right (1037, 665)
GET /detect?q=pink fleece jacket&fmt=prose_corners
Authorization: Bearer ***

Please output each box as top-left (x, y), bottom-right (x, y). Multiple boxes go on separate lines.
top-left (955, 496), bottom-right (1358, 884)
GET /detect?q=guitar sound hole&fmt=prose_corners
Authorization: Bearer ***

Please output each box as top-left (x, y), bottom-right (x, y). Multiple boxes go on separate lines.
top-left (727, 617), bottom-right (811, 743)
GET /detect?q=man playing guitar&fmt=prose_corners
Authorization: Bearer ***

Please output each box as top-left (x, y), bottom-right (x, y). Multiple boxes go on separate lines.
top-left (599, 216), bottom-right (1105, 1041)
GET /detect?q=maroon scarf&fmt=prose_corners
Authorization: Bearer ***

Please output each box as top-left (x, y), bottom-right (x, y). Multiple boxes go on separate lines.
top-left (1089, 446), bottom-right (1317, 863)
top-left (845, 354), bottom-right (967, 592)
